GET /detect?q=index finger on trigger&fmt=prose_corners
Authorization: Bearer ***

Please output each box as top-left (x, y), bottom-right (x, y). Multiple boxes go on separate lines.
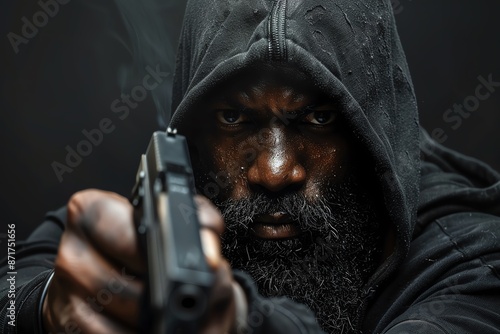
top-left (194, 195), bottom-right (225, 235)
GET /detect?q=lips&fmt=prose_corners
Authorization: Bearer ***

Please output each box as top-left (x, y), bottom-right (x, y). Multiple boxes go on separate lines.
top-left (250, 212), bottom-right (301, 239)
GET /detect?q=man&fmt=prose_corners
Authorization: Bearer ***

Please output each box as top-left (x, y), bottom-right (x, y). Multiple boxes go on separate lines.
top-left (2, 0), bottom-right (500, 333)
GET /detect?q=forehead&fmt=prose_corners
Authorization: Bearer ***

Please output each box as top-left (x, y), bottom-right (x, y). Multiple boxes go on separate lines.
top-left (208, 65), bottom-right (329, 107)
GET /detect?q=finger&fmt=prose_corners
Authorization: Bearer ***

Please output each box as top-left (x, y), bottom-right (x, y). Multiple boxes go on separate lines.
top-left (195, 195), bottom-right (224, 269)
top-left (67, 189), bottom-right (145, 274)
top-left (195, 195), bottom-right (225, 235)
top-left (201, 260), bottom-right (235, 334)
top-left (54, 230), bottom-right (143, 328)
top-left (201, 228), bottom-right (222, 270)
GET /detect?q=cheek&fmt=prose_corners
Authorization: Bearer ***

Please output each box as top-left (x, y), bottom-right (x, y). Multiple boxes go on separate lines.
top-left (192, 137), bottom-right (247, 201)
top-left (192, 132), bottom-right (355, 201)
top-left (302, 136), bottom-right (353, 194)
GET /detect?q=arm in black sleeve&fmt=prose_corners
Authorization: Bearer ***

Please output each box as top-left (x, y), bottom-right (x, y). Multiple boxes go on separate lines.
top-left (1, 208), bottom-right (66, 333)
top-left (364, 212), bottom-right (500, 334)
top-left (1, 207), bottom-right (325, 334)
top-left (233, 270), bottom-right (325, 334)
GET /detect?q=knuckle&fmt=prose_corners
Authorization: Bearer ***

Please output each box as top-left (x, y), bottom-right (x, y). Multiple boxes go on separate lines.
top-left (54, 235), bottom-right (85, 285)
top-left (67, 189), bottom-right (102, 229)
top-left (68, 188), bottom-right (101, 207)
top-left (217, 260), bottom-right (234, 288)
top-left (197, 204), bottom-right (224, 234)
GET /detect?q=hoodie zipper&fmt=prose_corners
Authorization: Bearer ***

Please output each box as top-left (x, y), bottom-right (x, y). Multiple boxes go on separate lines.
top-left (268, 0), bottom-right (287, 61)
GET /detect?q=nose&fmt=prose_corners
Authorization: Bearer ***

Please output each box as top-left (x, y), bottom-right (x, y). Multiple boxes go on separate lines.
top-left (247, 129), bottom-right (306, 192)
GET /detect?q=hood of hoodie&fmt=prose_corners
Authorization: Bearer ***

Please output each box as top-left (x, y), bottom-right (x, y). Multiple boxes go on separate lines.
top-left (170, 0), bottom-right (420, 294)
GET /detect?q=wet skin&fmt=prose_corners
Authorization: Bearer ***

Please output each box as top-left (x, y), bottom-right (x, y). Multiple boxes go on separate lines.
top-left (185, 71), bottom-right (358, 239)
top-left (41, 71), bottom-right (382, 334)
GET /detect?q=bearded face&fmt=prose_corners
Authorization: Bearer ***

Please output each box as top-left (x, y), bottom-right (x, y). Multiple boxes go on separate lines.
top-left (215, 172), bottom-right (381, 333)
top-left (183, 69), bottom-right (384, 333)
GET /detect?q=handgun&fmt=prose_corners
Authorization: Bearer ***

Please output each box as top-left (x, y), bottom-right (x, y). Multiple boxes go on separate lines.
top-left (131, 128), bottom-right (215, 333)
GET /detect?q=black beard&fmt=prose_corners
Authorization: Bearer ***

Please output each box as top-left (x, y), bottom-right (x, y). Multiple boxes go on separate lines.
top-left (213, 176), bottom-right (382, 334)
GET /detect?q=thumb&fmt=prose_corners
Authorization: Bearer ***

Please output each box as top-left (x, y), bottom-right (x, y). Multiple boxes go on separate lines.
top-left (194, 195), bottom-right (224, 270)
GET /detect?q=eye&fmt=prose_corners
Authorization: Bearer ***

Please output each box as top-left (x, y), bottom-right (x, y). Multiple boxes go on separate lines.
top-left (303, 110), bottom-right (337, 125)
top-left (215, 110), bottom-right (248, 125)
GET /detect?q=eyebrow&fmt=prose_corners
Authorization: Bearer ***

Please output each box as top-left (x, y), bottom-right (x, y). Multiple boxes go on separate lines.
top-left (224, 99), bottom-right (249, 111)
top-left (212, 94), bottom-right (336, 116)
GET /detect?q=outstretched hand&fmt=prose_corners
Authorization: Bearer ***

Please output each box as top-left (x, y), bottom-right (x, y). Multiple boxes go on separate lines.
top-left (42, 189), bottom-right (245, 334)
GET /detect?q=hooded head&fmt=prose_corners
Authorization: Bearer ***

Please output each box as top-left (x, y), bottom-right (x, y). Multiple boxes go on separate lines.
top-left (170, 0), bottom-right (420, 331)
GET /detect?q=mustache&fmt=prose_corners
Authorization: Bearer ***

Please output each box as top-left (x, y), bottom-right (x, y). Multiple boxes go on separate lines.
top-left (216, 179), bottom-right (380, 334)
top-left (216, 185), bottom-right (363, 236)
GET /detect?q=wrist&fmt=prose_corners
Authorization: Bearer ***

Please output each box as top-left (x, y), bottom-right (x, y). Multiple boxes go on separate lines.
top-left (39, 271), bottom-right (55, 334)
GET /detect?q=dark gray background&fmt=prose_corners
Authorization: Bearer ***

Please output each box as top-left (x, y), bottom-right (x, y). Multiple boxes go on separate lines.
top-left (1, 0), bottom-right (499, 239)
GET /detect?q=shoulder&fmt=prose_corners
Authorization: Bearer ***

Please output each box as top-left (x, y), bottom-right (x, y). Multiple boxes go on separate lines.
top-left (364, 212), bottom-right (500, 333)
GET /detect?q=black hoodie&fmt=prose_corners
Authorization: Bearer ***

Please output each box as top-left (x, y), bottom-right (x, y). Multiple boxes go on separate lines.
top-left (171, 0), bottom-right (500, 332)
top-left (1, 0), bottom-right (500, 333)
top-left (170, 0), bottom-right (421, 297)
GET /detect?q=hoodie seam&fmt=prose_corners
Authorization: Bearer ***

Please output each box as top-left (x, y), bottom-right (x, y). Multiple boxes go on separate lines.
top-left (383, 318), bottom-right (449, 334)
top-left (435, 218), bottom-right (500, 281)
